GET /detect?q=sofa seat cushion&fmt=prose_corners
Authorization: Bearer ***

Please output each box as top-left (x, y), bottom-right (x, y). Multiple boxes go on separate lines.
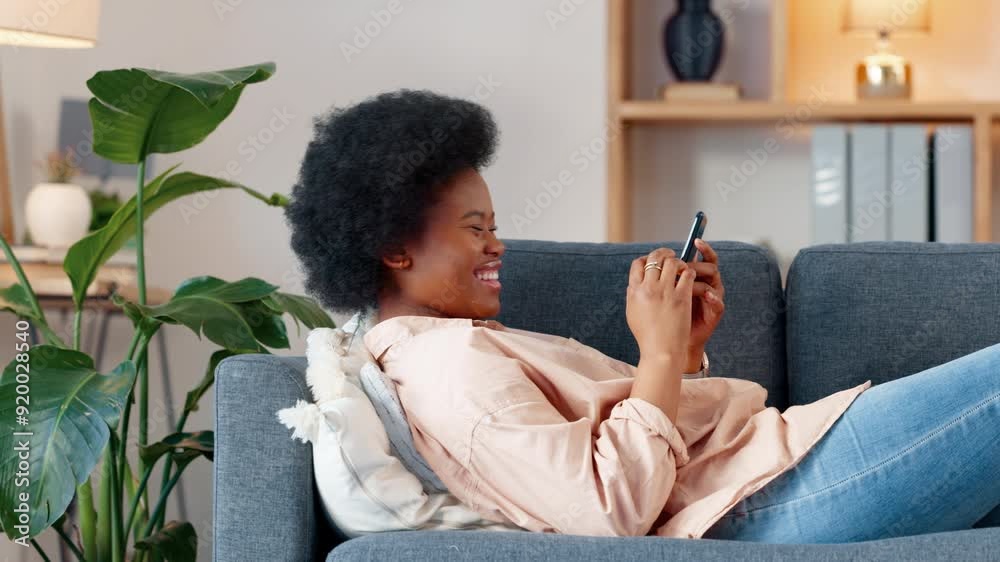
top-left (327, 527), bottom-right (1000, 561)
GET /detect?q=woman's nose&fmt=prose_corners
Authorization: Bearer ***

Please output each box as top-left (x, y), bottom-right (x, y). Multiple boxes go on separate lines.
top-left (487, 234), bottom-right (504, 256)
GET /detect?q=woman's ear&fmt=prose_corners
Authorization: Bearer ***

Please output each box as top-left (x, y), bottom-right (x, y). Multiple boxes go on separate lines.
top-left (381, 247), bottom-right (411, 270)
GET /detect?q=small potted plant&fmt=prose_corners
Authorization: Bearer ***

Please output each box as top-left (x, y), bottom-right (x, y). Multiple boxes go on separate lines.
top-left (25, 147), bottom-right (93, 248)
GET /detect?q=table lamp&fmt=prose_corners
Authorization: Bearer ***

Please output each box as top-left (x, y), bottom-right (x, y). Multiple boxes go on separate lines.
top-left (844, 0), bottom-right (930, 100)
top-left (0, 0), bottom-right (101, 243)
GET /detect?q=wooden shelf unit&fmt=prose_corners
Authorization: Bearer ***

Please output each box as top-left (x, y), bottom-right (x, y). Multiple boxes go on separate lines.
top-left (606, 1), bottom-right (996, 243)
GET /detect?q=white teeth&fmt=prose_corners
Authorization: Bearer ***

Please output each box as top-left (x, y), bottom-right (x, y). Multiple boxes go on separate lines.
top-left (475, 270), bottom-right (499, 281)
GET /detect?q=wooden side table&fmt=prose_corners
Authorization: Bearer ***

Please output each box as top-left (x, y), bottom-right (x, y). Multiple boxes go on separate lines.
top-left (31, 284), bottom-right (172, 369)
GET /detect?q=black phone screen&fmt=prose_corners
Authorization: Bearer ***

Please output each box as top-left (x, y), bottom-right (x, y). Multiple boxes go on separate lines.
top-left (680, 211), bottom-right (707, 262)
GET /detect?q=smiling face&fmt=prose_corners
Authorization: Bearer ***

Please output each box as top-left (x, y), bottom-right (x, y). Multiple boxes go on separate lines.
top-left (377, 168), bottom-right (505, 321)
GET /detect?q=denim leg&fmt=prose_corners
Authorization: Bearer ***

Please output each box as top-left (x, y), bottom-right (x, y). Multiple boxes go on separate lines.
top-left (703, 342), bottom-right (1000, 543)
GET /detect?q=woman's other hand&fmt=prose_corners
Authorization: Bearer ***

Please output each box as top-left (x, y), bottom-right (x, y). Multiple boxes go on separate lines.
top-left (626, 247), bottom-right (696, 364)
top-left (686, 238), bottom-right (725, 363)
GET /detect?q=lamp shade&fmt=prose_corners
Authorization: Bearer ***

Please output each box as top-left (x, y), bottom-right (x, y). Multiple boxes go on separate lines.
top-left (845, 0), bottom-right (930, 33)
top-left (0, 0), bottom-right (100, 48)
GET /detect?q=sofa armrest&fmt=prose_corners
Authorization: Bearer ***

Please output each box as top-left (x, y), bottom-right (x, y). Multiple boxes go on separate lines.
top-left (214, 354), bottom-right (340, 561)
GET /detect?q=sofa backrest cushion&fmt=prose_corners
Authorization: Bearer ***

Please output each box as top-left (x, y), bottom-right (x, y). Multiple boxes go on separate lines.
top-left (494, 239), bottom-right (789, 408)
top-left (786, 242), bottom-right (1000, 406)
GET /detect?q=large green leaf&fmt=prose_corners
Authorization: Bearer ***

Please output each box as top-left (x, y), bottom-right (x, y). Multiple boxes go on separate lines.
top-left (135, 520), bottom-right (196, 562)
top-left (184, 350), bottom-right (242, 416)
top-left (0, 284), bottom-right (32, 317)
top-left (139, 431), bottom-right (213, 466)
top-left (87, 62), bottom-right (275, 163)
top-left (112, 277), bottom-right (279, 351)
top-left (172, 275), bottom-right (277, 303)
top-left (0, 285), bottom-right (67, 347)
top-left (262, 292), bottom-right (336, 337)
top-left (0, 348), bottom-right (135, 538)
top-left (63, 171), bottom-right (281, 308)
top-left (237, 301), bottom-right (288, 349)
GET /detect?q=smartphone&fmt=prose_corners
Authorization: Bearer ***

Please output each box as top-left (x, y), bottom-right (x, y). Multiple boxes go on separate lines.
top-left (680, 211), bottom-right (707, 263)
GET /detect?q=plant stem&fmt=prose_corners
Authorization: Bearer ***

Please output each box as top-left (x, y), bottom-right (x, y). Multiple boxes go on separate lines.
top-left (136, 159), bottom-right (147, 306)
top-left (0, 231), bottom-right (65, 347)
top-left (123, 462), bottom-right (155, 548)
top-left (118, 385), bottom-right (133, 486)
top-left (110, 334), bottom-right (149, 560)
top-left (127, 461), bottom-right (150, 550)
top-left (154, 386), bottom-right (198, 532)
top-left (31, 538), bottom-right (52, 562)
top-left (238, 185), bottom-right (288, 207)
top-left (109, 438), bottom-right (123, 562)
top-left (76, 478), bottom-right (98, 561)
top-left (153, 408), bottom-right (188, 532)
top-left (137, 356), bottom-right (150, 528)
top-left (153, 459), bottom-right (173, 532)
top-left (55, 519), bottom-right (87, 561)
top-left (0, 231), bottom-right (42, 318)
top-left (73, 309), bottom-right (82, 350)
top-left (141, 465), bottom-right (185, 539)
top-left (96, 444), bottom-right (112, 562)
top-left (126, 331), bottom-right (143, 361)
top-left (134, 157), bottom-right (152, 545)
top-left (117, 340), bottom-right (147, 528)
top-left (175, 409), bottom-right (190, 435)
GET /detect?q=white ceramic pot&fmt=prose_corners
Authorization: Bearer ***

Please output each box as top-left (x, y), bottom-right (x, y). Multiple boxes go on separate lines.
top-left (25, 182), bottom-right (93, 248)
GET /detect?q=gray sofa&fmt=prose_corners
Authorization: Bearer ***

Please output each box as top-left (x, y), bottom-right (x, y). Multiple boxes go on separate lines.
top-left (214, 240), bottom-right (1000, 561)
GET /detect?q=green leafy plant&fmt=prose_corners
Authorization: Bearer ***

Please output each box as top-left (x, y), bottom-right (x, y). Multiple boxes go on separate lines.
top-left (0, 62), bottom-right (333, 562)
top-left (88, 188), bottom-right (124, 232)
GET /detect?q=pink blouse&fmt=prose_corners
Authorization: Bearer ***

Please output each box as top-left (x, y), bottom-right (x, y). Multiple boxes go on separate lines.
top-left (363, 315), bottom-right (871, 539)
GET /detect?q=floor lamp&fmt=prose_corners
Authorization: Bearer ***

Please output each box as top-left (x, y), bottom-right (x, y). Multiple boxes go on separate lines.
top-left (0, 0), bottom-right (102, 243)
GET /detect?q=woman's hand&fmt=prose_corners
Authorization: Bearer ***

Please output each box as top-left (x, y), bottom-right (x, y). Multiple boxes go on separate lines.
top-left (686, 238), bottom-right (725, 361)
top-left (626, 248), bottom-right (696, 364)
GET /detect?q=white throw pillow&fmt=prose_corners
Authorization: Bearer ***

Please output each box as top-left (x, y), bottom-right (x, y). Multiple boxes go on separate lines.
top-left (277, 311), bottom-right (522, 537)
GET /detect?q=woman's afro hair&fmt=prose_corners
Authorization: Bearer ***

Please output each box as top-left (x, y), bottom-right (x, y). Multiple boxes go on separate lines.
top-left (284, 89), bottom-right (500, 315)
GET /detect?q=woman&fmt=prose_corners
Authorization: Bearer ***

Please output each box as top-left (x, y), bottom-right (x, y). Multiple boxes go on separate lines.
top-left (285, 89), bottom-right (1000, 542)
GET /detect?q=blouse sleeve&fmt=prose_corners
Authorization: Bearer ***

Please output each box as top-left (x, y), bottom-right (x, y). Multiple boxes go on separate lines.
top-left (463, 357), bottom-right (690, 537)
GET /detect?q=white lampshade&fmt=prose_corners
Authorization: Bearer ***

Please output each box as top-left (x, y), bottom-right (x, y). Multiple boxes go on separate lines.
top-left (845, 0), bottom-right (930, 33)
top-left (0, 0), bottom-right (101, 48)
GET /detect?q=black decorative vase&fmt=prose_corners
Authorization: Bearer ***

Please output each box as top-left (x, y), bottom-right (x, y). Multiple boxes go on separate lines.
top-left (662, 0), bottom-right (725, 81)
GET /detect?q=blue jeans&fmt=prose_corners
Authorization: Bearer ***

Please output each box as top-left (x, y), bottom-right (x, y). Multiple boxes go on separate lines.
top-left (703, 342), bottom-right (1000, 543)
